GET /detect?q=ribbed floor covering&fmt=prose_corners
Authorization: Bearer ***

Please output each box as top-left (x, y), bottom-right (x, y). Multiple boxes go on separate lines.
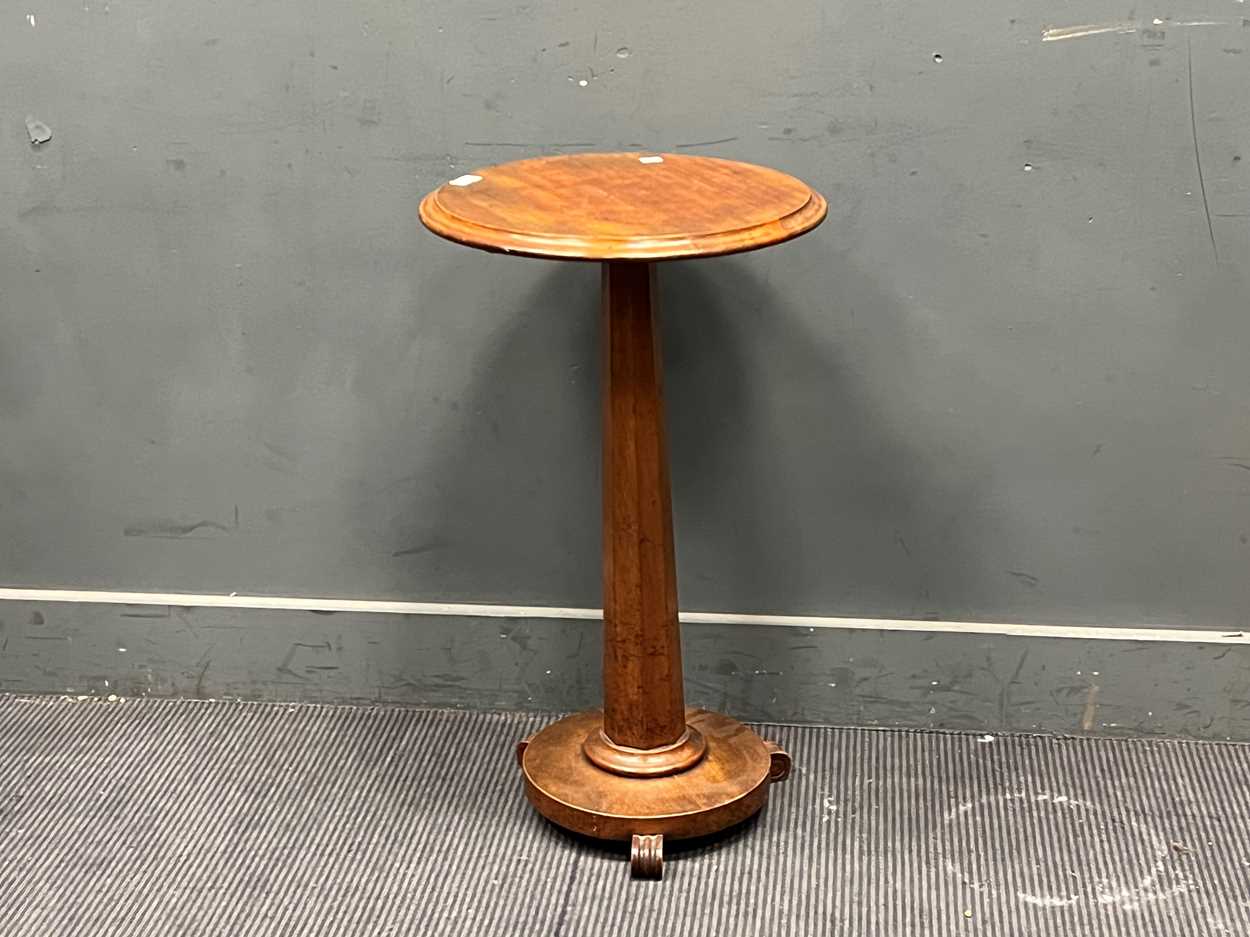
top-left (1, 695), bottom-right (1246, 935)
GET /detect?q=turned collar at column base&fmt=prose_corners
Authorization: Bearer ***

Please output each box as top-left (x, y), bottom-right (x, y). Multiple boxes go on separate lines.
top-left (582, 725), bottom-right (707, 778)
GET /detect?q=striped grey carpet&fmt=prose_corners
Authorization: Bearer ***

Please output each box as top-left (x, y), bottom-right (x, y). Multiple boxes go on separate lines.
top-left (0, 696), bottom-right (1247, 935)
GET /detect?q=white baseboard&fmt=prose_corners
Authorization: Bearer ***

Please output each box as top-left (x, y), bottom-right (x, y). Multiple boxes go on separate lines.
top-left (0, 587), bottom-right (1243, 644)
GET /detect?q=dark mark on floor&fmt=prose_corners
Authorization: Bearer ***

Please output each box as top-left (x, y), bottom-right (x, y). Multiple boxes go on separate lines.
top-left (551, 852), bottom-right (582, 937)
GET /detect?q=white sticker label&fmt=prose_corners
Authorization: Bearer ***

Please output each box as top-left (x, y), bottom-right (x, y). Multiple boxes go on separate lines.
top-left (638, 156), bottom-right (664, 164)
top-left (448, 173), bottom-right (483, 187)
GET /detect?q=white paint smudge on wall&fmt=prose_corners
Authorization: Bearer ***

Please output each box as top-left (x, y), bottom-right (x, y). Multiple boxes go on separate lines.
top-left (1042, 23), bottom-right (1135, 41)
top-left (25, 116), bottom-right (52, 145)
top-left (1042, 17), bottom-right (1233, 41)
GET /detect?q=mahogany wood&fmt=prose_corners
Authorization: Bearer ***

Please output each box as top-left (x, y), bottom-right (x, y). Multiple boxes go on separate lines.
top-left (520, 709), bottom-right (772, 841)
top-left (582, 724), bottom-right (706, 778)
top-left (418, 153), bottom-right (822, 872)
top-left (599, 262), bottom-right (687, 754)
top-left (419, 152), bottom-right (826, 262)
top-left (630, 835), bottom-right (664, 880)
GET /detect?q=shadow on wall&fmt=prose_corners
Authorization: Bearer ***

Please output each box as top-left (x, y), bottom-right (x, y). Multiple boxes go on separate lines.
top-left (408, 251), bottom-right (981, 623)
top-left (392, 257), bottom-right (603, 607)
top-left (662, 256), bottom-right (980, 620)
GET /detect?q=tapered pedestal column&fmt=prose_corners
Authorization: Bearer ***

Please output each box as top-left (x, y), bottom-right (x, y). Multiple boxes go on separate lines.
top-left (420, 151), bottom-right (825, 881)
top-left (518, 262), bottom-right (791, 878)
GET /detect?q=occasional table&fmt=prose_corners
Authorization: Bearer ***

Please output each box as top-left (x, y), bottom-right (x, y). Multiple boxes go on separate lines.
top-left (420, 153), bottom-right (826, 878)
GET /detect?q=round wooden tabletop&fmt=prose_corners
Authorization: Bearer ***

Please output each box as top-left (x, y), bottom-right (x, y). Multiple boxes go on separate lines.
top-left (419, 152), bottom-right (826, 262)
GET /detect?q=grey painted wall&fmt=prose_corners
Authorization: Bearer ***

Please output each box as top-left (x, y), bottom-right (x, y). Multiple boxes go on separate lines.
top-left (2, 0), bottom-right (1249, 710)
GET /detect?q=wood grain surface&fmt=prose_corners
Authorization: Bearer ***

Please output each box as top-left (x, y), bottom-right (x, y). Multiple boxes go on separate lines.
top-left (423, 156), bottom-right (815, 853)
top-left (520, 709), bottom-right (773, 841)
top-left (599, 262), bottom-right (686, 752)
top-left (419, 152), bottom-right (826, 261)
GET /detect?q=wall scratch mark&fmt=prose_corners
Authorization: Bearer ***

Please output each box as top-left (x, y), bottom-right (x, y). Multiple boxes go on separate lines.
top-left (1187, 37), bottom-right (1219, 262)
top-left (276, 643), bottom-right (312, 683)
top-left (1007, 570), bottom-right (1040, 588)
top-left (392, 540), bottom-right (444, 558)
top-left (998, 649), bottom-right (1031, 725)
top-left (462, 141), bottom-right (595, 149)
top-left (1042, 23), bottom-right (1136, 41)
top-left (1042, 18), bottom-right (1231, 41)
top-left (1081, 684), bottom-right (1101, 731)
top-left (674, 136), bottom-right (741, 149)
top-left (123, 519), bottom-right (232, 539)
top-left (194, 659), bottom-right (211, 697)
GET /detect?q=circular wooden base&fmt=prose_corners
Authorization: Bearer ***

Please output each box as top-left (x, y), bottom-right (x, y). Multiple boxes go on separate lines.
top-left (519, 708), bottom-right (774, 842)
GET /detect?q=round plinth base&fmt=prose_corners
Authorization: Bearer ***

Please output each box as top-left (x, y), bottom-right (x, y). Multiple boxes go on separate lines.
top-left (519, 708), bottom-right (781, 842)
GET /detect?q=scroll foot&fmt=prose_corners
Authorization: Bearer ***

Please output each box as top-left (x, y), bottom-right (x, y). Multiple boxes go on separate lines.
top-left (764, 740), bottom-right (791, 783)
top-left (630, 833), bottom-right (663, 879)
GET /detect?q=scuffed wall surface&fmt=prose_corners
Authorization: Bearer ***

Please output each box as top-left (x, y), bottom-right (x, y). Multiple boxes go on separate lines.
top-left (2, 600), bottom-right (1250, 740)
top-left (1, 1), bottom-right (1248, 630)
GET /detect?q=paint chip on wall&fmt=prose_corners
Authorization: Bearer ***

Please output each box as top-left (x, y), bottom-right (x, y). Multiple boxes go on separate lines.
top-left (25, 115), bottom-right (52, 146)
